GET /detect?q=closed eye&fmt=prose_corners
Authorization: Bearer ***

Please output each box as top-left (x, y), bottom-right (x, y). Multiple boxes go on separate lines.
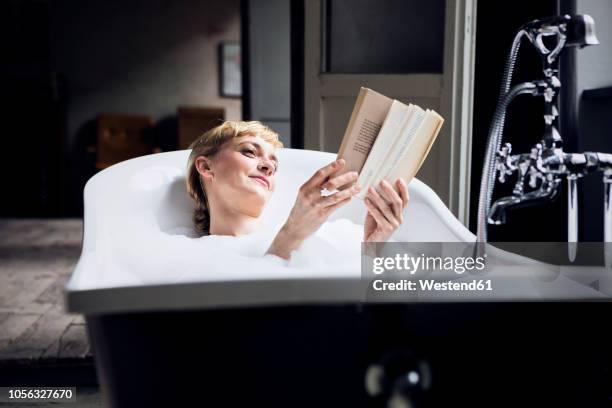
top-left (242, 148), bottom-right (256, 157)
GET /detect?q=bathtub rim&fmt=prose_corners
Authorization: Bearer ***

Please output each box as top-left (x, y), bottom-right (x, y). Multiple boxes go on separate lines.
top-left (64, 268), bottom-right (610, 315)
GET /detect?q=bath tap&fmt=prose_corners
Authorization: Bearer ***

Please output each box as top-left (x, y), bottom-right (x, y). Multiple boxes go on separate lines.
top-left (490, 143), bottom-right (612, 224)
top-left (476, 14), bottom-right (612, 260)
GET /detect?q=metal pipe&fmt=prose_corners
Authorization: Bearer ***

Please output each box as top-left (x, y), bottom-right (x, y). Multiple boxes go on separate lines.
top-left (567, 176), bottom-right (578, 262)
top-left (605, 173), bottom-right (612, 243)
top-left (604, 173), bottom-right (612, 269)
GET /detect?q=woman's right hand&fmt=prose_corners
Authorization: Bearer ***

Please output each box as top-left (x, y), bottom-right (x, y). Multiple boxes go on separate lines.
top-left (266, 159), bottom-right (360, 259)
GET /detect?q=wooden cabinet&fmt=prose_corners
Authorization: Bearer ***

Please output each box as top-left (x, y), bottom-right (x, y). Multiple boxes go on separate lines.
top-left (177, 106), bottom-right (225, 149)
top-left (96, 114), bottom-right (155, 169)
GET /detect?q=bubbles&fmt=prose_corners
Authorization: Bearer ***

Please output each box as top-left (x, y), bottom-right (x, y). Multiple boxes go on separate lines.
top-left (81, 215), bottom-right (364, 289)
top-left (289, 219), bottom-right (362, 269)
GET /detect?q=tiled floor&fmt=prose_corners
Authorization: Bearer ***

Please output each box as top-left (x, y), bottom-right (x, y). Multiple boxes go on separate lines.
top-left (0, 219), bottom-right (91, 361)
top-left (0, 219), bottom-right (101, 406)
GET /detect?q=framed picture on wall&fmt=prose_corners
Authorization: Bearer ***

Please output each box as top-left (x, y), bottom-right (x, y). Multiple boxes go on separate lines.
top-left (218, 42), bottom-right (241, 98)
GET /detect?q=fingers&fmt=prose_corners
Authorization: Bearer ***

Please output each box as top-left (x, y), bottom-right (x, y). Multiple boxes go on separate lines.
top-left (304, 159), bottom-right (346, 189)
top-left (379, 180), bottom-right (404, 223)
top-left (364, 197), bottom-right (392, 231)
top-left (366, 186), bottom-right (399, 228)
top-left (322, 171), bottom-right (358, 191)
top-left (396, 178), bottom-right (409, 208)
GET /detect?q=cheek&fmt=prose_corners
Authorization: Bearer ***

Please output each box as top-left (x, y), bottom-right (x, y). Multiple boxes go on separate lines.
top-left (243, 157), bottom-right (259, 172)
top-left (231, 153), bottom-right (256, 172)
top-left (217, 153), bottom-right (252, 178)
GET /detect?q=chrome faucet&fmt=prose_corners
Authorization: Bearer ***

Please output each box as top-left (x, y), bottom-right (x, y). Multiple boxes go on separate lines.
top-left (476, 15), bottom-right (612, 258)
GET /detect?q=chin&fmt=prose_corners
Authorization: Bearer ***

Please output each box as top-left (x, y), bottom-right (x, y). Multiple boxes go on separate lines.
top-left (241, 191), bottom-right (269, 216)
top-left (246, 182), bottom-right (272, 199)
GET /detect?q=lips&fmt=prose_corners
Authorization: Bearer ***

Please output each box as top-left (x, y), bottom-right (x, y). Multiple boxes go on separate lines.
top-left (250, 175), bottom-right (270, 190)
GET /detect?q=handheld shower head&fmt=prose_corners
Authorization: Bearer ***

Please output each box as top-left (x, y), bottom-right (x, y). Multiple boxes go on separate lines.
top-left (521, 14), bottom-right (599, 64)
top-left (565, 14), bottom-right (599, 48)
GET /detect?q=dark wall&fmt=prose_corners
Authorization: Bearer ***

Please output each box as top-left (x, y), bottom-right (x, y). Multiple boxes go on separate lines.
top-left (0, 1), bottom-right (64, 217)
top-left (48, 0), bottom-right (241, 217)
top-left (1, 0), bottom-right (241, 218)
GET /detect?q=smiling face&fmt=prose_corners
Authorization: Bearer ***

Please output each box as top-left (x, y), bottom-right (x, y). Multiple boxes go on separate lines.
top-left (195, 134), bottom-right (279, 218)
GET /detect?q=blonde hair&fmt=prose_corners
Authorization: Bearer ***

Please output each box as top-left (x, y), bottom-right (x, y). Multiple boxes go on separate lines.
top-left (186, 120), bottom-right (283, 235)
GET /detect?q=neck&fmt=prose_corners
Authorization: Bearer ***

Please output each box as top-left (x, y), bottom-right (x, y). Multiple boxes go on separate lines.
top-left (208, 202), bottom-right (262, 236)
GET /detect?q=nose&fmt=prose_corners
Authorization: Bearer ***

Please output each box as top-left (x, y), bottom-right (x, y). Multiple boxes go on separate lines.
top-left (257, 159), bottom-right (274, 176)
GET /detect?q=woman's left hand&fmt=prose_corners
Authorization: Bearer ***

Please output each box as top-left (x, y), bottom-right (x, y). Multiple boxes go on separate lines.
top-left (363, 179), bottom-right (409, 242)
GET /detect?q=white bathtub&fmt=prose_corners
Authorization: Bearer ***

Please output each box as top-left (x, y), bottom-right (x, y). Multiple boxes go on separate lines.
top-left (64, 149), bottom-right (612, 407)
top-left (65, 148), bottom-right (475, 312)
top-left (66, 148), bottom-right (604, 315)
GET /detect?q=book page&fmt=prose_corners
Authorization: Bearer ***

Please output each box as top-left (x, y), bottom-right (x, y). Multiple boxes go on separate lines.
top-left (354, 118), bottom-right (381, 155)
top-left (337, 87), bottom-right (393, 174)
top-left (371, 105), bottom-right (425, 191)
top-left (385, 110), bottom-right (444, 185)
top-left (356, 101), bottom-right (412, 197)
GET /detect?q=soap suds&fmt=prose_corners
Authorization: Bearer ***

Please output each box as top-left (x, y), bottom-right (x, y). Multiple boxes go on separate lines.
top-left (80, 213), bottom-right (364, 289)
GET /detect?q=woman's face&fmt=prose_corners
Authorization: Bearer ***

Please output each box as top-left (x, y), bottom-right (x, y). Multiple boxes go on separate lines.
top-left (197, 134), bottom-right (279, 217)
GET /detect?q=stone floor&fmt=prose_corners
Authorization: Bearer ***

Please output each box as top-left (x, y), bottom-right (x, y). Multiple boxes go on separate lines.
top-left (0, 219), bottom-right (90, 361)
top-left (0, 219), bottom-right (101, 407)
top-left (0, 219), bottom-right (102, 408)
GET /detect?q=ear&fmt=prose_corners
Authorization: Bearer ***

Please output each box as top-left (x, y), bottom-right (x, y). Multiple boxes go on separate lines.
top-left (195, 156), bottom-right (214, 180)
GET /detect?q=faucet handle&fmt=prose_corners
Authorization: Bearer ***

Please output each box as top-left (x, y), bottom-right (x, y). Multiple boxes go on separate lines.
top-left (528, 166), bottom-right (541, 188)
top-left (530, 143), bottom-right (543, 160)
top-left (499, 143), bottom-right (512, 157)
top-left (496, 143), bottom-right (514, 183)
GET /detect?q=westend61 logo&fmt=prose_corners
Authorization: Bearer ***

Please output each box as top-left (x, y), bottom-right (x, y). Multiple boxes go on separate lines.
top-left (372, 253), bottom-right (487, 275)
top-left (362, 242), bottom-right (612, 300)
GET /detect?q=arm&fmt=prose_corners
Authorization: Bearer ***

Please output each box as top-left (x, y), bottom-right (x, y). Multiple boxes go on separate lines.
top-left (266, 159), bottom-right (360, 259)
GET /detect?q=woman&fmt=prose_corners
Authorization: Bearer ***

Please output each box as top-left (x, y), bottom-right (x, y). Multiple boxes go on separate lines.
top-left (186, 120), bottom-right (409, 259)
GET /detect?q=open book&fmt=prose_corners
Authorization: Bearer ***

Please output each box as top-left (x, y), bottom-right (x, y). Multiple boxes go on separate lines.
top-left (337, 87), bottom-right (444, 199)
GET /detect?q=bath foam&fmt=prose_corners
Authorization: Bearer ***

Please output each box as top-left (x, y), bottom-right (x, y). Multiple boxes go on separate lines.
top-left (99, 212), bottom-right (363, 289)
top-left (71, 149), bottom-right (371, 290)
top-left (101, 211), bottom-right (606, 300)
top-left (288, 218), bottom-right (363, 269)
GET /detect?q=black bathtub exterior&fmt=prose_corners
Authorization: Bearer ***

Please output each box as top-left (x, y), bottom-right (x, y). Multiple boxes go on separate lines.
top-left (85, 302), bottom-right (612, 407)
